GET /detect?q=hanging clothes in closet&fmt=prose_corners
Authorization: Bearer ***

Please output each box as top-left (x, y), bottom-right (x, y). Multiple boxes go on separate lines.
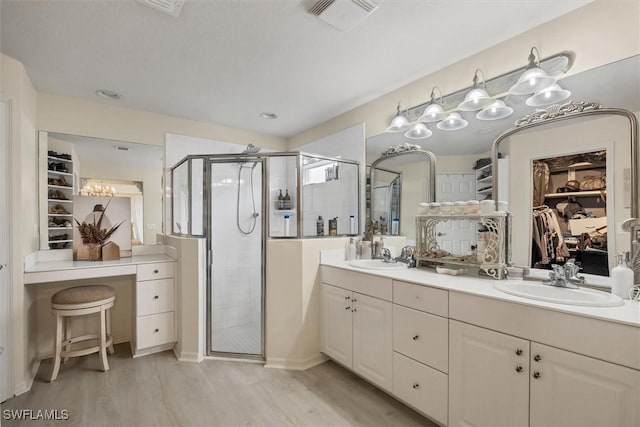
top-left (531, 205), bottom-right (570, 267)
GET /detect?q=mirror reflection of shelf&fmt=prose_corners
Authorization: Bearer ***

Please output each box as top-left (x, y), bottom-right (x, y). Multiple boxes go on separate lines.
top-left (48, 214), bottom-right (72, 217)
top-left (48, 227), bottom-right (72, 230)
top-left (47, 155), bottom-right (72, 163)
top-left (47, 170), bottom-right (73, 177)
top-left (47, 199), bottom-right (72, 203)
top-left (477, 187), bottom-right (493, 195)
top-left (545, 190), bottom-right (606, 198)
top-left (48, 239), bottom-right (72, 243)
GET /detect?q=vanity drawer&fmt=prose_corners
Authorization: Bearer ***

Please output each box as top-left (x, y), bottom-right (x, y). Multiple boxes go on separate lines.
top-left (136, 278), bottom-right (175, 316)
top-left (322, 266), bottom-right (392, 301)
top-left (393, 280), bottom-right (448, 317)
top-left (137, 262), bottom-right (175, 281)
top-left (393, 352), bottom-right (448, 426)
top-left (136, 312), bottom-right (175, 350)
top-left (393, 305), bottom-right (448, 373)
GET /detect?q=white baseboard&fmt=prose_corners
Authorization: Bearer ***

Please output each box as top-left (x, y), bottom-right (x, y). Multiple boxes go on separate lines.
top-left (176, 350), bottom-right (203, 363)
top-left (264, 353), bottom-right (328, 370)
top-left (15, 358), bottom-right (41, 396)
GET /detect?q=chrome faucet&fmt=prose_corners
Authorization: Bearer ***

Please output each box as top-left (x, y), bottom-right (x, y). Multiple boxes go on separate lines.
top-left (380, 248), bottom-right (394, 263)
top-left (544, 261), bottom-right (585, 289)
top-left (394, 246), bottom-right (417, 268)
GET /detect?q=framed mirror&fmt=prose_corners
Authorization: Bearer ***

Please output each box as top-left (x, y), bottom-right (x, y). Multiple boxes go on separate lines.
top-left (38, 131), bottom-right (163, 250)
top-left (364, 55), bottom-right (639, 281)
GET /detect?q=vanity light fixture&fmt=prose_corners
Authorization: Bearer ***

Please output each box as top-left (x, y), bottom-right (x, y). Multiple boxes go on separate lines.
top-left (386, 104), bottom-right (411, 133)
top-left (458, 69), bottom-right (495, 111)
top-left (476, 99), bottom-right (514, 120)
top-left (509, 47), bottom-right (557, 95)
top-left (404, 122), bottom-right (433, 139)
top-left (417, 87), bottom-right (447, 122)
top-left (525, 83), bottom-right (572, 107)
top-left (437, 112), bottom-right (468, 131)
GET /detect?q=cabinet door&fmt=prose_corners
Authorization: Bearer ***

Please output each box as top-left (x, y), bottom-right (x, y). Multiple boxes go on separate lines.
top-left (449, 320), bottom-right (530, 427)
top-left (530, 342), bottom-right (640, 427)
top-left (352, 292), bottom-right (393, 391)
top-left (320, 283), bottom-right (352, 367)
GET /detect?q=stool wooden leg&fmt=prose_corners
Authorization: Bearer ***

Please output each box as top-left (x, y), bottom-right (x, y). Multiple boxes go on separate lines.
top-left (106, 307), bottom-right (115, 355)
top-left (99, 306), bottom-right (109, 372)
top-left (63, 316), bottom-right (71, 363)
top-left (49, 313), bottom-right (63, 382)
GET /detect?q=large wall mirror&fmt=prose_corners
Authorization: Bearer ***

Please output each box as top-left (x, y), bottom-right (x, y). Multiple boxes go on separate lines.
top-left (38, 131), bottom-right (163, 250)
top-left (365, 55), bottom-right (639, 279)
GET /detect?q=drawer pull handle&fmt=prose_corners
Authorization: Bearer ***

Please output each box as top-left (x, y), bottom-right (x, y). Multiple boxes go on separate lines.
top-left (412, 383), bottom-right (420, 389)
top-left (154, 329), bottom-right (159, 333)
top-left (412, 335), bottom-right (419, 341)
top-left (345, 296), bottom-right (350, 300)
top-left (345, 306), bottom-right (351, 310)
top-left (351, 298), bottom-right (357, 303)
top-left (153, 295), bottom-right (159, 300)
top-left (515, 348), bottom-right (523, 356)
top-left (153, 269), bottom-right (159, 274)
top-left (532, 371), bottom-right (541, 379)
top-left (352, 308), bottom-right (357, 312)
top-left (515, 365), bottom-right (523, 373)
top-left (533, 354), bottom-right (542, 362)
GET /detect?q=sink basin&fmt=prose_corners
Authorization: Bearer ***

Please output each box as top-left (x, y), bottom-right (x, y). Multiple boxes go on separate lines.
top-left (347, 259), bottom-right (407, 270)
top-left (494, 282), bottom-right (624, 307)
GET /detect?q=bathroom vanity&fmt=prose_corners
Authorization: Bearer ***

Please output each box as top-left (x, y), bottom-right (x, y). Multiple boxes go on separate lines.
top-left (320, 256), bottom-right (640, 427)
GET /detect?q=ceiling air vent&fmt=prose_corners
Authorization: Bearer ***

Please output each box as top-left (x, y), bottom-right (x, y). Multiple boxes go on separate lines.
top-left (138, 0), bottom-right (185, 17)
top-left (309, 0), bottom-right (378, 32)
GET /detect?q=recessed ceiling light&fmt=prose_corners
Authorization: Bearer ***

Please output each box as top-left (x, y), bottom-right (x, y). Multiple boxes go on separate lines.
top-left (260, 112), bottom-right (278, 120)
top-left (96, 90), bottom-right (122, 100)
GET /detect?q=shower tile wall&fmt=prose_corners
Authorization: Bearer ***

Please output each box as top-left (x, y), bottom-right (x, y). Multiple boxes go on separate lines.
top-left (302, 163), bottom-right (359, 236)
top-left (210, 162), bottom-right (262, 353)
top-left (269, 156), bottom-right (298, 237)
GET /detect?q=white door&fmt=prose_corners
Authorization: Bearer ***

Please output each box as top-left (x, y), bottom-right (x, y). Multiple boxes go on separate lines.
top-left (352, 292), bottom-right (392, 391)
top-left (320, 283), bottom-right (352, 367)
top-left (0, 99), bottom-right (11, 402)
top-left (435, 173), bottom-right (476, 255)
top-left (449, 320), bottom-right (530, 427)
top-left (530, 342), bottom-right (640, 427)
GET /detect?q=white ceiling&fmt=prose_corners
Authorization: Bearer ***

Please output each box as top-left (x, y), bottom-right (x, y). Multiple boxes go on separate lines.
top-left (1, 0), bottom-right (591, 138)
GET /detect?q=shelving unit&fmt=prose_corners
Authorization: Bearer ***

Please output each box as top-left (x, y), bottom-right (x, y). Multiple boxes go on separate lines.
top-left (415, 212), bottom-right (511, 279)
top-left (47, 154), bottom-right (74, 249)
top-left (474, 158), bottom-right (508, 201)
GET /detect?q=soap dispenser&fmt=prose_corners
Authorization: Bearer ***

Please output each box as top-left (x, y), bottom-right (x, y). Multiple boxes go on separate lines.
top-left (346, 238), bottom-right (357, 261)
top-left (611, 251), bottom-right (634, 299)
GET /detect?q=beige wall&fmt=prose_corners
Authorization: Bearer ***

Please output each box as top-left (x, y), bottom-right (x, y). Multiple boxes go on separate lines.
top-left (37, 92), bottom-right (287, 151)
top-left (288, 0), bottom-right (640, 148)
top-left (1, 53), bottom-right (39, 394)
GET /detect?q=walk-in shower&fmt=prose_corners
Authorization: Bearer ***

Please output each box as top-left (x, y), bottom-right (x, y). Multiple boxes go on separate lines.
top-left (171, 151), bottom-right (360, 360)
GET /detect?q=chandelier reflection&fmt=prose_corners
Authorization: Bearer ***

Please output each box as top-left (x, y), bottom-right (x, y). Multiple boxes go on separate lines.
top-left (85, 183), bottom-right (116, 197)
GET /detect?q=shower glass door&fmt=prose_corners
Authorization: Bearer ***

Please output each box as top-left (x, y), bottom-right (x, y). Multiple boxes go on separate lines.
top-left (208, 158), bottom-right (265, 358)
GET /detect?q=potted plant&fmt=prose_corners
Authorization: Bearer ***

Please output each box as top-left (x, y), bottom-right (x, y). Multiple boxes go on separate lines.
top-left (75, 199), bottom-right (125, 261)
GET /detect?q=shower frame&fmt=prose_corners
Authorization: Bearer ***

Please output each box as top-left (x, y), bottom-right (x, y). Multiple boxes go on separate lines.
top-left (171, 152), bottom-right (360, 359)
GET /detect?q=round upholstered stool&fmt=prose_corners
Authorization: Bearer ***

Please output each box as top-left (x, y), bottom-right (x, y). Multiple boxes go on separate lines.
top-left (49, 285), bottom-right (116, 382)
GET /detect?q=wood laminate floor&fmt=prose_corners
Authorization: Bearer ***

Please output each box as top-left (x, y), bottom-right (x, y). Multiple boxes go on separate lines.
top-left (1, 345), bottom-right (435, 427)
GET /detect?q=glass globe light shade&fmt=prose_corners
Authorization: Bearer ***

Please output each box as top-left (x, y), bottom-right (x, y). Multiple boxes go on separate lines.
top-left (386, 112), bottom-right (410, 133)
top-left (418, 103), bottom-right (447, 122)
top-left (525, 84), bottom-right (571, 107)
top-left (458, 87), bottom-right (495, 111)
top-left (437, 113), bottom-right (468, 131)
top-left (404, 122), bottom-right (433, 139)
top-left (476, 100), bottom-right (514, 120)
top-left (510, 66), bottom-right (557, 95)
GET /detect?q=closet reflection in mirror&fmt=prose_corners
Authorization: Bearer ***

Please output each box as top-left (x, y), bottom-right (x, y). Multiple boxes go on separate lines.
top-left (504, 112), bottom-right (633, 277)
top-left (532, 151), bottom-right (609, 275)
top-left (38, 131), bottom-right (163, 250)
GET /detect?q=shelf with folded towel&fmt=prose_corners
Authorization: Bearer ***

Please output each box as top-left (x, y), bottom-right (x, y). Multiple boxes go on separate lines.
top-left (544, 190), bottom-right (605, 198)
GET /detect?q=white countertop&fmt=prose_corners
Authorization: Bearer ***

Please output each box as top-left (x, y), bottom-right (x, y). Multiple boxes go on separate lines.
top-left (25, 254), bottom-right (175, 274)
top-left (24, 245), bottom-right (176, 285)
top-left (321, 252), bottom-right (640, 328)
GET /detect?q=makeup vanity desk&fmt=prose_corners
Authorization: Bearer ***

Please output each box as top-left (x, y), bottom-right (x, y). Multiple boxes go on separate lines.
top-left (24, 246), bottom-right (178, 357)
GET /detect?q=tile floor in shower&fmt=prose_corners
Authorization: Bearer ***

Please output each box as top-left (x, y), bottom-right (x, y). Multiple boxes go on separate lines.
top-left (212, 321), bottom-right (262, 355)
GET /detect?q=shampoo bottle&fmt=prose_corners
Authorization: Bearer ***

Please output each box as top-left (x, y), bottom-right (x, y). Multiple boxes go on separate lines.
top-left (316, 216), bottom-right (324, 236)
top-left (283, 215), bottom-right (290, 236)
top-left (347, 238), bottom-right (357, 261)
top-left (349, 215), bottom-right (356, 235)
top-left (611, 251), bottom-right (634, 299)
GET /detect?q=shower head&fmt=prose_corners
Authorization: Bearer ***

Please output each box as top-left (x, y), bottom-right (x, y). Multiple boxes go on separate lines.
top-left (242, 144), bottom-right (261, 154)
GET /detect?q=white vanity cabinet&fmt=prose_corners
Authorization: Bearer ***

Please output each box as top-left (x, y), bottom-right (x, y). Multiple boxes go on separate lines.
top-left (529, 342), bottom-right (640, 427)
top-left (449, 320), bottom-right (531, 427)
top-left (449, 320), bottom-right (640, 427)
top-left (320, 267), bottom-right (393, 391)
top-left (132, 261), bottom-right (177, 357)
